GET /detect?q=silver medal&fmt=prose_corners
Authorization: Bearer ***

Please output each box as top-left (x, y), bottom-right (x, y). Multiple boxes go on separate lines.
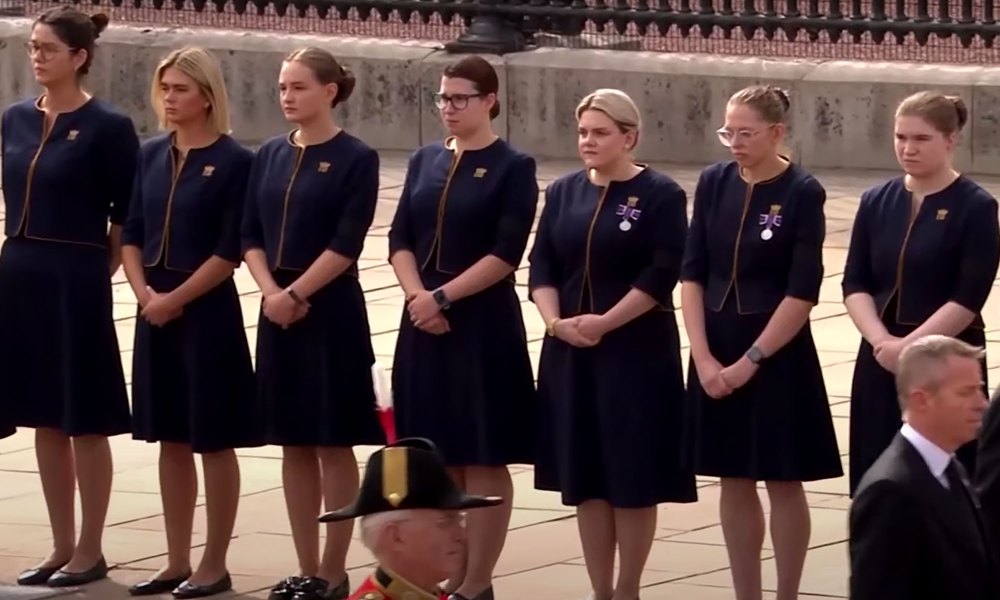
top-left (619, 220), bottom-right (632, 232)
top-left (761, 228), bottom-right (773, 241)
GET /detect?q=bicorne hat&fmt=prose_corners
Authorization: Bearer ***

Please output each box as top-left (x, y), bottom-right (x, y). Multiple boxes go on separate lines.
top-left (319, 438), bottom-right (502, 522)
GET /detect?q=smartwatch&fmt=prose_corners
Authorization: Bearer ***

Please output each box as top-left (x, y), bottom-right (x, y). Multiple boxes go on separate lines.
top-left (432, 288), bottom-right (451, 310)
top-left (746, 345), bottom-right (765, 365)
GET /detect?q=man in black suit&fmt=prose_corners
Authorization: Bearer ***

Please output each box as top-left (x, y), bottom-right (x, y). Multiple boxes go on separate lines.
top-left (849, 334), bottom-right (998, 600)
top-left (976, 386), bottom-right (1000, 565)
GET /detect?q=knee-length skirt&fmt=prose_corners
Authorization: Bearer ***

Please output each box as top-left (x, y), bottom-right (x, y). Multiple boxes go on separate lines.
top-left (0, 237), bottom-right (130, 436)
top-left (534, 310), bottom-right (698, 508)
top-left (131, 267), bottom-right (263, 454)
top-left (691, 299), bottom-right (843, 482)
top-left (255, 270), bottom-right (385, 448)
top-left (392, 280), bottom-right (535, 467)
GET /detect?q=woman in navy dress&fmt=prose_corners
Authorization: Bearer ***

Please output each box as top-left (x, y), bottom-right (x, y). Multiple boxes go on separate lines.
top-left (679, 85), bottom-right (842, 600)
top-left (0, 7), bottom-right (137, 588)
top-left (241, 47), bottom-right (384, 600)
top-left (387, 56), bottom-right (537, 600)
top-left (528, 88), bottom-right (697, 600)
top-left (121, 47), bottom-right (260, 599)
top-left (843, 91), bottom-right (999, 495)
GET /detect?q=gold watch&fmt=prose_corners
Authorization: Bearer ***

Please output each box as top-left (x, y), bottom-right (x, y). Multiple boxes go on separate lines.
top-left (546, 317), bottom-right (561, 336)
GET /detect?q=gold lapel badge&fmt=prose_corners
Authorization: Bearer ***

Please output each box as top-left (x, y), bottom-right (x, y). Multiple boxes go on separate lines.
top-left (318, 161), bottom-right (331, 173)
top-left (67, 130), bottom-right (79, 141)
top-left (474, 167), bottom-right (487, 178)
top-left (936, 209), bottom-right (949, 221)
top-left (202, 165), bottom-right (215, 177)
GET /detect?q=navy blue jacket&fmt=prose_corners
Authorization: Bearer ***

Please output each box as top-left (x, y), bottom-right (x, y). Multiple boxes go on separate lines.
top-left (1, 97), bottom-right (139, 248)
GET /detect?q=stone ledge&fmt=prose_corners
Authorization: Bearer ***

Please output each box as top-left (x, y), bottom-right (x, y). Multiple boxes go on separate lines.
top-left (1, 19), bottom-right (998, 173)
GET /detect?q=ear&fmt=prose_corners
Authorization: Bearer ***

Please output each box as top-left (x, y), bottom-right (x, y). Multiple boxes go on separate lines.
top-left (71, 48), bottom-right (88, 73)
top-left (624, 129), bottom-right (638, 152)
top-left (907, 388), bottom-right (931, 413)
top-left (944, 131), bottom-right (957, 152)
top-left (326, 82), bottom-right (340, 106)
top-left (771, 122), bottom-right (787, 145)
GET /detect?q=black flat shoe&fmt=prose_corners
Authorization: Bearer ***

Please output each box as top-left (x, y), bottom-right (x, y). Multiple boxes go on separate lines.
top-left (172, 572), bottom-right (233, 598)
top-left (269, 576), bottom-right (306, 600)
top-left (17, 560), bottom-right (69, 586)
top-left (47, 557), bottom-right (109, 587)
top-left (449, 587), bottom-right (494, 600)
top-left (129, 571), bottom-right (192, 596)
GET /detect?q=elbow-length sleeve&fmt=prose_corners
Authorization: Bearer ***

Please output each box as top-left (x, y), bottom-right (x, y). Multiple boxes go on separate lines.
top-left (102, 115), bottom-right (140, 226)
top-left (842, 190), bottom-right (877, 298)
top-left (240, 149), bottom-right (266, 255)
top-left (679, 168), bottom-right (712, 285)
top-left (785, 177), bottom-right (826, 303)
top-left (527, 181), bottom-right (561, 291)
top-left (388, 150), bottom-right (420, 260)
top-left (950, 197), bottom-right (1000, 312)
top-left (213, 152), bottom-right (253, 264)
top-left (631, 183), bottom-right (688, 306)
top-left (490, 154), bottom-right (540, 267)
top-left (120, 160), bottom-right (145, 249)
top-left (327, 148), bottom-right (379, 260)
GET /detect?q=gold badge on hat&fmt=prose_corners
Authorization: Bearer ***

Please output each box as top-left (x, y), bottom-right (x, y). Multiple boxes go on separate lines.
top-left (382, 446), bottom-right (408, 507)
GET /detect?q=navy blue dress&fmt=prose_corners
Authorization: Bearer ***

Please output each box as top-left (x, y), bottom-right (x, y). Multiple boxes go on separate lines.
top-left (0, 97), bottom-right (136, 436)
top-left (241, 131), bottom-right (385, 448)
top-left (122, 133), bottom-right (262, 454)
top-left (388, 137), bottom-right (538, 467)
top-left (680, 161), bottom-right (842, 482)
top-left (843, 176), bottom-right (999, 495)
top-left (528, 167), bottom-right (697, 507)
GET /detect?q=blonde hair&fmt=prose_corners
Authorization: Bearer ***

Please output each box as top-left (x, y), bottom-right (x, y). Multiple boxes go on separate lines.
top-left (729, 85), bottom-right (791, 125)
top-left (896, 335), bottom-right (984, 409)
top-left (896, 90), bottom-right (968, 136)
top-left (576, 88), bottom-right (641, 151)
top-left (150, 46), bottom-right (231, 134)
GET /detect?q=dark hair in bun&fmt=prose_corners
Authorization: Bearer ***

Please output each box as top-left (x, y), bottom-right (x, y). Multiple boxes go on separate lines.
top-left (285, 47), bottom-right (355, 108)
top-left (896, 90), bottom-right (968, 135)
top-left (443, 55), bottom-right (501, 120)
top-left (34, 6), bottom-right (109, 75)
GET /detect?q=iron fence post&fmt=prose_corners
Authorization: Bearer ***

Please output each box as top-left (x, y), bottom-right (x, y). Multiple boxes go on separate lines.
top-left (444, 0), bottom-right (527, 54)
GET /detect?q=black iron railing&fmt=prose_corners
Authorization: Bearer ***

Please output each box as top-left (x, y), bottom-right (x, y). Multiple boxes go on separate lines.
top-left (3, 0), bottom-right (999, 61)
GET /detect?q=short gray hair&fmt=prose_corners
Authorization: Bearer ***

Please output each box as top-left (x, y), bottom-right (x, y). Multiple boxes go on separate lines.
top-left (359, 510), bottom-right (416, 554)
top-left (896, 334), bottom-right (984, 408)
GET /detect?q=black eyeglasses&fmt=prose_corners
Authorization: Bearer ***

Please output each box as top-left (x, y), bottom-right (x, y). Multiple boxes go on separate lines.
top-left (433, 93), bottom-right (483, 110)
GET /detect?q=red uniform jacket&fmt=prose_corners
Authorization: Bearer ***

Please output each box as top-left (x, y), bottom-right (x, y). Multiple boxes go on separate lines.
top-left (348, 569), bottom-right (448, 600)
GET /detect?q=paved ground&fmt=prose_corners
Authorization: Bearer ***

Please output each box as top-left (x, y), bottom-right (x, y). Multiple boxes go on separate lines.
top-left (1, 154), bottom-right (999, 599)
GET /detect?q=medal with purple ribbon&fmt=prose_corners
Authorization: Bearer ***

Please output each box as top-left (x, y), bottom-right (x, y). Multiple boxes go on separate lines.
top-left (758, 204), bottom-right (783, 241)
top-left (617, 196), bottom-right (641, 232)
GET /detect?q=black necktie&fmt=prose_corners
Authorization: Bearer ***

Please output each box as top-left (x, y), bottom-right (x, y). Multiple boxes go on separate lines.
top-left (945, 459), bottom-right (969, 501)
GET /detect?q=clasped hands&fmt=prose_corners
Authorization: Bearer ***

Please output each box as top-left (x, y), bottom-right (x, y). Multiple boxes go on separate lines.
top-left (263, 287), bottom-right (309, 329)
top-left (405, 289), bottom-right (450, 335)
top-left (139, 285), bottom-right (184, 327)
top-left (871, 335), bottom-right (906, 374)
top-left (549, 314), bottom-right (611, 347)
top-left (695, 354), bottom-right (760, 400)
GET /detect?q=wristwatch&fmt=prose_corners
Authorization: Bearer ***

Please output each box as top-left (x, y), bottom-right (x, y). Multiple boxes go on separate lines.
top-left (545, 317), bottom-right (561, 336)
top-left (746, 345), bottom-right (765, 365)
top-left (286, 287), bottom-right (307, 306)
top-left (432, 288), bottom-right (451, 310)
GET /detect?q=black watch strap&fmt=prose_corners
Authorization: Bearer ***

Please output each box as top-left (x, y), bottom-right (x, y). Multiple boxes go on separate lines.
top-left (432, 288), bottom-right (451, 310)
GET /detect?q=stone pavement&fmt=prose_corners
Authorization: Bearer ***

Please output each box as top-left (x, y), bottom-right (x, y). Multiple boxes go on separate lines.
top-left (1, 153), bottom-right (999, 600)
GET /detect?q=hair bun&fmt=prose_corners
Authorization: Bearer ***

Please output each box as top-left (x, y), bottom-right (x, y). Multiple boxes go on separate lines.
top-left (90, 12), bottom-right (110, 36)
top-left (769, 86), bottom-right (791, 112)
top-left (945, 95), bottom-right (969, 131)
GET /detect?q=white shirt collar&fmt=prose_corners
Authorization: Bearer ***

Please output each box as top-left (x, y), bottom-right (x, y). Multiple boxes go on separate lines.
top-left (900, 422), bottom-right (953, 481)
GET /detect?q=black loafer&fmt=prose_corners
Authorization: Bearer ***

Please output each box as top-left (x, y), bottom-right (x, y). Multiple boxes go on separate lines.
top-left (17, 561), bottom-right (69, 586)
top-left (172, 572), bottom-right (233, 598)
top-left (47, 557), bottom-right (109, 587)
top-left (129, 571), bottom-right (192, 596)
